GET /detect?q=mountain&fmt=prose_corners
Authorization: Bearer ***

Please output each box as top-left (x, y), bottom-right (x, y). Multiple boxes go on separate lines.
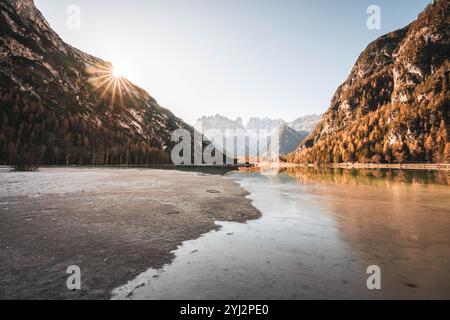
top-left (289, 114), bottom-right (322, 132)
top-left (195, 115), bottom-right (316, 156)
top-left (289, 0), bottom-right (449, 164)
top-left (195, 114), bottom-right (245, 132)
top-left (0, 0), bottom-right (193, 166)
top-left (195, 115), bottom-right (320, 136)
top-left (273, 124), bottom-right (309, 156)
top-left (246, 117), bottom-right (285, 131)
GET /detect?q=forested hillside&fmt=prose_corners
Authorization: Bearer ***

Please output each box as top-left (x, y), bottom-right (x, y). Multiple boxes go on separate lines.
top-left (0, 0), bottom-right (190, 166)
top-left (289, 0), bottom-right (449, 164)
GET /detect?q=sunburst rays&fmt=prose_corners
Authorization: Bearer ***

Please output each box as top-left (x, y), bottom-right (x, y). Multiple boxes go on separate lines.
top-left (87, 63), bottom-right (134, 108)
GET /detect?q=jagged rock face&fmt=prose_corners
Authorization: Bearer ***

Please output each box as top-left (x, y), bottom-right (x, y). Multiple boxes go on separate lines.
top-left (289, 114), bottom-right (322, 133)
top-left (291, 0), bottom-right (449, 164)
top-left (195, 114), bottom-right (320, 135)
top-left (195, 114), bottom-right (313, 156)
top-left (0, 0), bottom-right (190, 165)
top-left (194, 114), bottom-right (245, 132)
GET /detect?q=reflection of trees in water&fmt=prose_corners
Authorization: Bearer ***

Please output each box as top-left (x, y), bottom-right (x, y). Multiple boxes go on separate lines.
top-left (236, 166), bottom-right (450, 297)
top-left (281, 167), bottom-right (450, 298)
top-left (282, 167), bottom-right (449, 186)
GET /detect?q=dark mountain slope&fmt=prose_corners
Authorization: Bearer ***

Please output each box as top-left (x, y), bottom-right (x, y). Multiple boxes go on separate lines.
top-left (0, 0), bottom-right (191, 165)
top-left (277, 124), bottom-right (309, 155)
top-left (265, 124), bottom-right (309, 156)
top-left (289, 0), bottom-right (449, 164)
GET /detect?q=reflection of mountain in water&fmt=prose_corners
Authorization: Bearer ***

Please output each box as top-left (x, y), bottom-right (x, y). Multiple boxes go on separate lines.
top-left (282, 167), bottom-right (450, 186)
top-left (283, 167), bottom-right (450, 298)
top-left (114, 167), bottom-right (450, 299)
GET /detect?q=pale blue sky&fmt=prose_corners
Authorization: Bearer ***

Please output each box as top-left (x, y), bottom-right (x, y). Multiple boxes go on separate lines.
top-left (35, 0), bottom-right (431, 124)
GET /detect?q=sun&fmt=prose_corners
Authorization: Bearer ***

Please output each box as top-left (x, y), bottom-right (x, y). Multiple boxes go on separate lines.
top-left (87, 61), bottom-right (135, 107)
top-left (112, 64), bottom-right (125, 78)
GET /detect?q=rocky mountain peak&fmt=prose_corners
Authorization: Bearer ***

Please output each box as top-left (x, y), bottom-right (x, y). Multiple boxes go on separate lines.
top-left (0, 0), bottom-right (193, 165)
top-left (290, 0), bottom-right (449, 164)
top-left (3, 0), bottom-right (58, 39)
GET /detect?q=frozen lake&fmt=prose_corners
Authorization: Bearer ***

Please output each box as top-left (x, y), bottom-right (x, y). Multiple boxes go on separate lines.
top-left (113, 168), bottom-right (450, 299)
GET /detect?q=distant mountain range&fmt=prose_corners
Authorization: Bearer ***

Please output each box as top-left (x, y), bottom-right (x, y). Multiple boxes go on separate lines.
top-left (289, 114), bottom-right (322, 133)
top-left (194, 114), bottom-right (320, 156)
top-left (0, 0), bottom-right (195, 165)
top-left (289, 0), bottom-right (449, 164)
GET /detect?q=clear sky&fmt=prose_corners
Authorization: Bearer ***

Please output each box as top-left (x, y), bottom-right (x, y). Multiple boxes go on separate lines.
top-left (35, 0), bottom-right (431, 124)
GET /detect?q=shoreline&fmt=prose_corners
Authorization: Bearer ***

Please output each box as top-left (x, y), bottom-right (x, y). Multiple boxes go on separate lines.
top-left (257, 162), bottom-right (450, 171)
top-left (0, 168), bottom-right (261, 299)
top-left (328, 163), bottom-right (450, 171)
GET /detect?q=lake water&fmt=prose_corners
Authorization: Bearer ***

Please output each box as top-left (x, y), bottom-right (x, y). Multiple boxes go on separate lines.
top-left (112, 168), bottom-right (450, 299)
